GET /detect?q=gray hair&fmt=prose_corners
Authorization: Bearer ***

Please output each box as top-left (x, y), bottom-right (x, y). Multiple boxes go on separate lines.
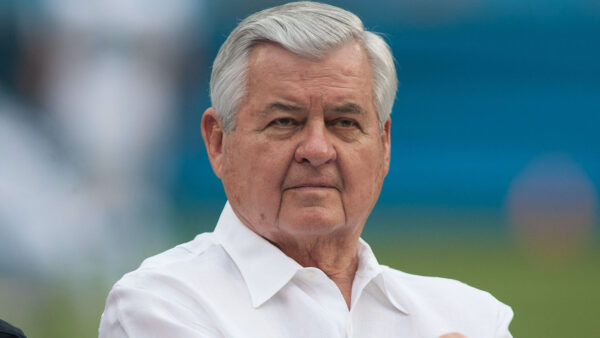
top-left (210, 1), bottom-right (397, 132)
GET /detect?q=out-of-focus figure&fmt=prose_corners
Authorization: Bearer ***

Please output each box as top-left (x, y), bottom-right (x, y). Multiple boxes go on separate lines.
top-left (508, 153), bottom-right (597, 262)
top-left (0, 0), bottom-right (204, 276)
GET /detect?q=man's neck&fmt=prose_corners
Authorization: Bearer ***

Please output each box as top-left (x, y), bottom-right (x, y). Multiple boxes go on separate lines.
top-left (270, 233), bottom-right (360, 309)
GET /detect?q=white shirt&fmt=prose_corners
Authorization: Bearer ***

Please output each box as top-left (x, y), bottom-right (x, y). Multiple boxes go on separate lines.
top-left (99, 202), bottom-right (513, 338)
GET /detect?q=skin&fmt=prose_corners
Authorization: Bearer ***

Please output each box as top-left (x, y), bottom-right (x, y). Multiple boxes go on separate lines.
top-left (202, 41), bottom-right (391, 309)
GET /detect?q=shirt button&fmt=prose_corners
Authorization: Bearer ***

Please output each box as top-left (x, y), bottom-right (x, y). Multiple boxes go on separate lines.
top-left (346, 323), bottom-right (353, 337)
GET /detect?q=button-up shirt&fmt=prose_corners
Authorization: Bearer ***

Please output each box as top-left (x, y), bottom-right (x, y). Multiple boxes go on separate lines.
top-left (99, 202), bottom-right (513, 337)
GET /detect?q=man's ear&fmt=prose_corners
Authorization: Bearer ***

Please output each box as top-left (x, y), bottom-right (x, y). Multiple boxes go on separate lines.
top-left (201, 107), bottom-right (225, 178)
top-left (381, 118), bottom-right (391, 176)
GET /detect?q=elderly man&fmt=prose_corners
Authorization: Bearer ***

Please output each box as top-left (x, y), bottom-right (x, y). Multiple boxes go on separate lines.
top-left (99, 2), bottom-right (513, 337)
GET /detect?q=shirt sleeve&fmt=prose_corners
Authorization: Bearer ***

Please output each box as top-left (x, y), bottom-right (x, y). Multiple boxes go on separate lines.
top-left (494, 301), bottom-right (514, 338)
top-left (99, 284), bottom-right (223, 338)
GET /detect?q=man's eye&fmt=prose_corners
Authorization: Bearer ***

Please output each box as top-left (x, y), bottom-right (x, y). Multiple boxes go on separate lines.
top-left (270, 118), bottom-right (295, 127)
top-left (333, 119), bottom-right (357, 128)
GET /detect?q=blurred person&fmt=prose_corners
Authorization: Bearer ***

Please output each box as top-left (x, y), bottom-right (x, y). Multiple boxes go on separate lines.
top-left (100, 2), bottom-right (513, 337)
top-left (39, 0), bottom-right (198, 212)
top-left (0, 0), bottom-right (202, 275)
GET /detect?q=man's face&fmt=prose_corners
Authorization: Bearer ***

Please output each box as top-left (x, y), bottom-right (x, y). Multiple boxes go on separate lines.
top-left (204, 41), bottom-right (391, 244)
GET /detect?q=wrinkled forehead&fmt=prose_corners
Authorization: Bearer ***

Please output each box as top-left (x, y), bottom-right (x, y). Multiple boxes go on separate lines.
top-left (247, 37), bottom-right (367, 65)
top-left (246, 41), bottom-right (373, 87)
top-left (246, 41), bottom-right (372, 88)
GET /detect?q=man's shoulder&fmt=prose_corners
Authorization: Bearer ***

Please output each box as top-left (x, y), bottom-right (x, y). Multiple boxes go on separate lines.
top-left (383, 266), bottom-right (490, 296)
top-left (378, 266), bottom-right (513, 337)
top-left (381, 265), bottom-right (511, 316)
top-left (114, 232), bottom-right (225, 289)
top-left (99, 232), bottom-right (234, 337)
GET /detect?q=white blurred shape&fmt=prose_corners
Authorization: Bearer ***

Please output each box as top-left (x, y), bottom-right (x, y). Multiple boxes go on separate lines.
top-left (0, 102), bottom-right (103, 271)
top-left (43, 0), bottom-right (197, 39)
top-left (40, 0), bottom-right (201, 180)
top-left (46, 53), bottom-right (174, 176)
top-left (1, 0), bottom-right (204, 278)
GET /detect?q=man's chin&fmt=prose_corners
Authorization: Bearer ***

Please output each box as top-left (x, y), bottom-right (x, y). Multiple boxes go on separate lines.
top-left (279, 208), bottom-right (346, 236)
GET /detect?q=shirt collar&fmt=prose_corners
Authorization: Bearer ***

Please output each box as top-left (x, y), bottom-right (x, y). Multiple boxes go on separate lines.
top-left (214, 202), bottom-right (301, 308)
top-left (355, 239), bottom-right (410, 315)
top-left (213, 201), bottom-right (410, 314)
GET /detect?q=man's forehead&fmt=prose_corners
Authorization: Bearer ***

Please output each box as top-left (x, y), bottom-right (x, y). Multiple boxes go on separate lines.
top-left (247, 41), bottom-right (371, 77)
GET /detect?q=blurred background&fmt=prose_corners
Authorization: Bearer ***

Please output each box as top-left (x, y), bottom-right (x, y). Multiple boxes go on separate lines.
top-left (1, 0), bottom-right (598, 337)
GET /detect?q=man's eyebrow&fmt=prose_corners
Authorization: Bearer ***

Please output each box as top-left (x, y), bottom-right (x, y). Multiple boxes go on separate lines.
top-left (262, 102), bottom-right (305, 114)
top-left (258, 102), bottom-right (366, 116)
top-left (326, 103), bottom-right (366, 115)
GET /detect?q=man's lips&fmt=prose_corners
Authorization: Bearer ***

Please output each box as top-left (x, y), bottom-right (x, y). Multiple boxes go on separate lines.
top-left (289, 184), bottom-right (336, 189)
top-left (283, 180), bottom-right (341, 191)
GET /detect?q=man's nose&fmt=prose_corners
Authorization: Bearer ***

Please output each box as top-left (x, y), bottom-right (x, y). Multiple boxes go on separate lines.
top-left (294, 120), bottom-right (337, 167)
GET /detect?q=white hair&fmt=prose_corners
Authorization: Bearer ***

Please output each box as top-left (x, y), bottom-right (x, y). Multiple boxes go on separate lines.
top-left (210, 1), bottom-right (397, 132)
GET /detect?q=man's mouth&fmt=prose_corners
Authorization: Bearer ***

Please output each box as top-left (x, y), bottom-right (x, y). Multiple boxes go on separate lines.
top-left (291, 184), bottom-right (335, 189)
top-left (285, 180), bottom-right (340, 191)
